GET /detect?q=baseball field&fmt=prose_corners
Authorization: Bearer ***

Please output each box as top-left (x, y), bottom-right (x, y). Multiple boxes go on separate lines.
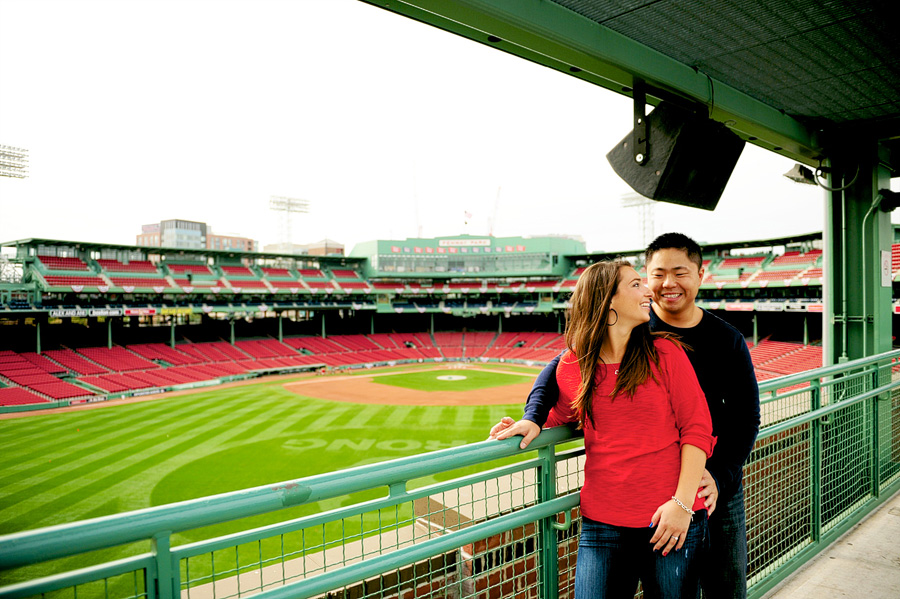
top-left (0, 363), bottom-right (541, 586)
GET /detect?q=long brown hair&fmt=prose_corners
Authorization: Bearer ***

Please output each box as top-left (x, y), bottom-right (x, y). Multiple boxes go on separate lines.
top-left (564, 260), bottom-right (665, 429)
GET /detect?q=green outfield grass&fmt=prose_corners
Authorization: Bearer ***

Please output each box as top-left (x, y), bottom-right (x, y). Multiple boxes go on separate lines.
top-left (372, 369), bottom-right (530, 392)
top-left (0, 366), bottom-right (537, 590)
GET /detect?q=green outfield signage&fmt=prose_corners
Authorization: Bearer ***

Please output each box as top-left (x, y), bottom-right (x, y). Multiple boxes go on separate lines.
top-left (352, 235), bottom-right (586, 278)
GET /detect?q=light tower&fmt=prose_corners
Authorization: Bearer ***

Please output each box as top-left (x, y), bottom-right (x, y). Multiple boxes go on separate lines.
top-left (621, 192), bottom-right (656, 247)
top-left (269, 196), bottom-right (310, 246)
top-left (0, 145), bottom-right (29, 179)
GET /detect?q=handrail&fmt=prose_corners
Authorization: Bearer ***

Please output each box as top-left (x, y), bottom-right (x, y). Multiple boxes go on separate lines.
top-left (0, 424), bottom-right (579, 570)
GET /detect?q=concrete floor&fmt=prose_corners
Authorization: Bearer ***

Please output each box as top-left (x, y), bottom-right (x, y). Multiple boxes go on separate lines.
top-left (762, 489), bottom-right (900, 599)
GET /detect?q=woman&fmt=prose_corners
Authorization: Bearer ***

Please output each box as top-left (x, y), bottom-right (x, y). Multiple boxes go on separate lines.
top-left (509, 260), bottom-right (714, 599)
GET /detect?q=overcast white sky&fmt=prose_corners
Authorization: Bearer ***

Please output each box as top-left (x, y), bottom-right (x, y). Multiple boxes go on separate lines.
top-left (0, 0), bottom-right (889, 255)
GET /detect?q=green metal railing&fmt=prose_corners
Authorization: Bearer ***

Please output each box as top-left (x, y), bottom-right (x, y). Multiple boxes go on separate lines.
top-left (1, 350), bottom-right (899, 599)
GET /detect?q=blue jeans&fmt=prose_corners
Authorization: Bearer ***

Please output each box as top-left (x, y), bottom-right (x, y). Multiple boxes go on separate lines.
top-left (700, 482), bottom-right (748, 599)
top-left (575, 513), bottom-right (708, 599)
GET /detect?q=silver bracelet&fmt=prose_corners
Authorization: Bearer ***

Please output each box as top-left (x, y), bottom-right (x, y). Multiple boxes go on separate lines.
top-left (671, 495), bottom-right (695, 516)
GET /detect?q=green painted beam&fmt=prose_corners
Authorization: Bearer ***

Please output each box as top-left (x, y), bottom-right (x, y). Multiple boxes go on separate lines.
top-left (361, 0), bottom-right (822, 165)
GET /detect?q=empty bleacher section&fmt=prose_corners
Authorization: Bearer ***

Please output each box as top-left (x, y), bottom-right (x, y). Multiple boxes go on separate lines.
top-left (43, 349), bottom-right (109, 375)
top-left (42, 275), bottom-right (106, 288)
top-left (96, 259), bottom-right (159, 274)
top-left (219, 265), bottom-right (270, 292)
top-left (0, 386), bottom-right (49, 406)
top-left (0, 350), bottom-right (99, 403)
top-left (0, 330), bottom-right (832, 408)
top-left (261, 268), bottom-right (300, 293)
top-left (750, 339), bottom-right (823, 380)
top-left (164, 263), bottom-right (218, 290)
top-left (331, 269), bottom-right (360, 279)
top-left (769, 249), bottom-right (822, 267)
top-left (434, 332), bottom-right (464, 358)
top-left (165, 263), bottom-right (213, 276)
top-left (108, 277), bottom-right (172, 290)
top-left (37, 255), bottom-right (90, 271)
top-left (477, 331), bottom-right (565, 362)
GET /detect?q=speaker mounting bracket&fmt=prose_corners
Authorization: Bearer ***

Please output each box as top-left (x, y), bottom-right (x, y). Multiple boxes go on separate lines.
top-left (633, 80), bottom-right (648, 165)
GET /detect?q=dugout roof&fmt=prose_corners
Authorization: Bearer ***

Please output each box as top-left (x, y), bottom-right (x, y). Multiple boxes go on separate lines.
top-left (364, 0), bottom-right (899, 172)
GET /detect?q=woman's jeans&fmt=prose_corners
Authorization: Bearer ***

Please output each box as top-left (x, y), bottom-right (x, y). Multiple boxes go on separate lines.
top-left (574, 513), bottom-right (708, 599)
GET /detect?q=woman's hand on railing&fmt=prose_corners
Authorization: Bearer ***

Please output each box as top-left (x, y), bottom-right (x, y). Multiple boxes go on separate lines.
top-left (487, 416), bottom-right (541, 449)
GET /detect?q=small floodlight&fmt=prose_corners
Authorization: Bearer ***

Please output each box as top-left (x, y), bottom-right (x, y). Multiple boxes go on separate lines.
top-left (878, 189), bottom-right (900, 212)
top-left (783, 164), bottom-right (817, 185)
top-left (0, 145), bottom-right (29, 179)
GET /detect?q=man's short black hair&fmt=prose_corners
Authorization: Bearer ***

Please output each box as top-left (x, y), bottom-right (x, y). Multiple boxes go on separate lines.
top-left (645, 232), bottom-right (703, 271)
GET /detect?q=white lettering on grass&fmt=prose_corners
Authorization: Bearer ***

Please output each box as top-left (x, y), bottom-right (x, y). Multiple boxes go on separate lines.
top-left (328, 439), bottom-right (376, 452)
top-left (283, 439), bottom-right (471, 452)
top-left (375, 440), bottom-right (422, 451)
top-left (283, 439), bottom-right (327, 451)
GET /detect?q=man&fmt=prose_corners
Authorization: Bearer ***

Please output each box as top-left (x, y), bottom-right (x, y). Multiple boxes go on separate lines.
top-left (490, 232), bottom-right (760, 598)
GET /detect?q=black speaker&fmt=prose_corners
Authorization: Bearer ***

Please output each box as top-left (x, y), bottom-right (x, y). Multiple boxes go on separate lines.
top-left (606, 102), bottom-right (745, 211)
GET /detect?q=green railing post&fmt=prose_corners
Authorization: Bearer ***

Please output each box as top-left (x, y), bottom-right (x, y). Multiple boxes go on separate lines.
top-left (151, 532), bottom-right (175, 599)
top-left (810, 378), bottom-right (822, 544)
top-left (144, 559), bottom-right (158, 599)
top-left (538, 444), bottom-right (559, 599)
top-left (870, 363), bottom-right (881, 498)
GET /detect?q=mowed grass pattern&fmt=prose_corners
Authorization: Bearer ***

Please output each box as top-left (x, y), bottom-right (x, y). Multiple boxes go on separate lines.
top-left (0, 368), bottom-right (533, 587)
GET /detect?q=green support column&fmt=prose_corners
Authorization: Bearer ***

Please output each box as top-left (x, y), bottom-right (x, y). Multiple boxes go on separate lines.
top-left (170, 321), bottom-right (176, 349)
top-left (278, 313), bottom-right (283, 343)
top-left (821, 140), bottom-right (893, 509)
top-left (498, 314), bottom-right (502, 334)
top-left (321, 312), bottom-right (326, 339)
top-left (822, 141), bottom-right (893, 365)
top-left (752, 313), bottom-right (758, 347)
top-left (803, 314), bottom-right (809, 346)
top-left (35, 318), bottom-right (41, 354)
top-left (371, 313), bottom-right (375, 335)
top-left (430, 313), bottom-right (434, 337)
top-left (230, 319), bottom-right (235, 345)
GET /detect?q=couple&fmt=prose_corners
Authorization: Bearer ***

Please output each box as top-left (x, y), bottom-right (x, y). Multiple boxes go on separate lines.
top-left (490, 233), bottom-right (760, 599)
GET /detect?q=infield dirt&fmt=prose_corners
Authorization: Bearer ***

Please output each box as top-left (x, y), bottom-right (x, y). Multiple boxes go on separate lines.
top-left (283, 367), bottom-right (536, 405)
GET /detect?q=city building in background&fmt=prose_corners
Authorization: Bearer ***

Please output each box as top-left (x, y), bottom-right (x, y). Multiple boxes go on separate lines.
top-left (137, 220), bottom-right (256, 252)
top-left (263, 239), bottom-right (344, 256)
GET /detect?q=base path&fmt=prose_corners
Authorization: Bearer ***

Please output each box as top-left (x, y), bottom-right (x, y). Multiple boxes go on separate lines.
top-left (283, 367), bottom-right (537, 406)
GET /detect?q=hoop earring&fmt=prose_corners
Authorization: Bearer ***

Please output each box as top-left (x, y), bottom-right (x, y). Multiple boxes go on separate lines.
top-left (608, 309), bottom-right (618, 326)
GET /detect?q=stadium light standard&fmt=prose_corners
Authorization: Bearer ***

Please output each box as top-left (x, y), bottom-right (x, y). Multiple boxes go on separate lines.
top-left (0, 145), bottom-right (29, 179)
top-left (621, 192), bottom-right (656, 248)
top-left (269, 196), bottom-right (310, 246)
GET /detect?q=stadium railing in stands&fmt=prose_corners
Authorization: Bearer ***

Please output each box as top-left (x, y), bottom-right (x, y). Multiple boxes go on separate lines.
top-left (2, 351), bottom-right (899, 599)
